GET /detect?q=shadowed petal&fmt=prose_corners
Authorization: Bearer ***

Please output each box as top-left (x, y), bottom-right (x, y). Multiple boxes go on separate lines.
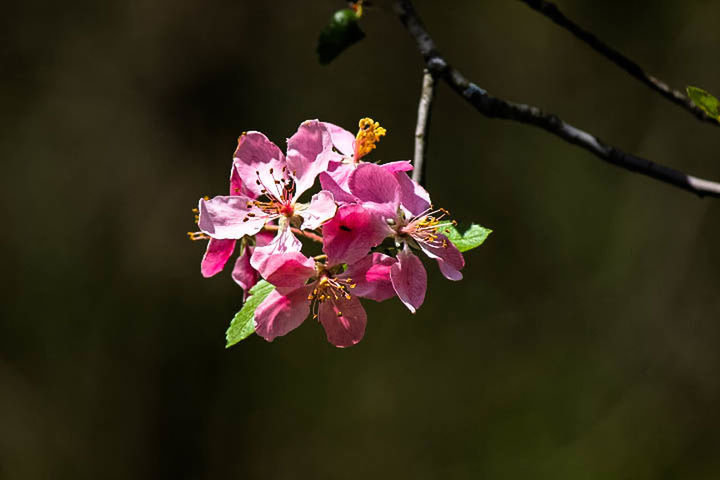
top-left (418, 235), bottom-right (465, 281)
top-left (322, 205), bottom-right (391, 265)
top-left (343, 253), bottom-right (397, 302)
top-left (396, 171), bottom-right (431, 217)
top-left (348, 163), bottom-right (400, 205)
top-left (198, 195), bottom-right (267, 239)
top-left (319, 170), bottom-right (356, 204)
top-left (201, 238), bottom-right (236, 278)
top-left (229, 164), bottom-right (248, 197)
top-left (286, 120), bottom-right (334, 197)
top-left (299, 191), bottom-right (337, 230)
top-left (255, 287), bottom-right (311, 342)
top-left (326, 161), bottom-right (356, 190)
top-left (318, 295), bottom-right (367, 347)
top-left (390, 246), bottom-right (427, 313)
top-left (233, 132), bottom-right (286, 198)
top-left (231, 244), bottom-right (258, 299)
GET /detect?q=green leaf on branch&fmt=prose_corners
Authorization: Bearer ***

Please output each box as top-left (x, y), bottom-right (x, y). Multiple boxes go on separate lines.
top-left (225, 280), bottom-right (275, 348)
top-left (442, 224), bottom-right (492, 253)
top-left (687, 86), bottom-right (720, 120)
top-left (317, 9), bottom-right (365, 65)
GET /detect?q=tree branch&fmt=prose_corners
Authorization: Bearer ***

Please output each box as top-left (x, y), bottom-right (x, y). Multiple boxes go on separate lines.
top-left (393, 0), bottom-right (720, 198)
top-left (412, 69), bottom-right (436, 186)
top-left (517, 0), bottom-right (718, 126)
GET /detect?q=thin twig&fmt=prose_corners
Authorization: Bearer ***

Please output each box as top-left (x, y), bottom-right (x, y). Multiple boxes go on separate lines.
top-left (262, 225), bottom-right (324, 243)
top-left (393, 0), bottom-right (720, 198)
top-left (412, 69), bottom-right (436, 185)
top-left (517, 0), bottom-right (717, 126)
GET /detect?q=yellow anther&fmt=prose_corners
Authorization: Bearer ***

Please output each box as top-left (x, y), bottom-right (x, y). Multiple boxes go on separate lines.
top-left (187, 231), bottom-right (210, 241)
top-left (351, 0), bottom-right (363, 18)
top-left (355, 117), bottom-right (386, 159)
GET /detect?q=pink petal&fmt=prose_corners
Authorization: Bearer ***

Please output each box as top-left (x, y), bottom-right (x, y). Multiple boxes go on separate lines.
top-left (418, 235), bottom-right (465, 281)
top-left (382, 160), bottom-right (413, 173)
top-left (322, 204), bottom-right (391, 266)
top-left (319, 171), bottom-right (356, 204)
top-left (299, 191), bottom-right (337, 230)
top-left (390, 246), bottom-right (427, 313)
top-left (255, 230), bottom-right (274, 247)
top-left (318, 295), bottom-right (367, 347)
top-left (286, 120), bottom-right (334, 197)
top-left (348, 163), bottom-right (400, 206)
top-left (326, 161), bottom-right (355, 190)
top-left (229, 164), bottom-right (248, 197)
top-left (343, 253), bottom-right (397, 302)
top-left (250, 226), bottom-right (314, 288)
top-left (396, 171), bottom-right (431, 217)
top-left (321, 122), bottom-right (356, 158)
top-left (200, 238), bottom-right (236, 278)
top-left (233, 132), bottom-right (286, 198)
top-left (198, 195), bottom-right (268, 239)
top-left (255, 286), bottom-right (311, 342)
top-left (231, 244), bottom-right (259, 300)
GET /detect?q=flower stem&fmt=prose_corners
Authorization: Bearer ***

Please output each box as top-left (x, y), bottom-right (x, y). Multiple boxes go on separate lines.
top-left (262, 225), bottom-right (324, 243)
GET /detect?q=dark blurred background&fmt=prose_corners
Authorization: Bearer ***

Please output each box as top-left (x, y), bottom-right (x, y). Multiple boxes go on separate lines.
top-left (2, 0), bottom-right (720, 478)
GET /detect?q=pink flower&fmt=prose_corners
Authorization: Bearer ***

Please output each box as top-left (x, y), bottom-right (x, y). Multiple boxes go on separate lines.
top-left (188, 164), bottom-right (275, 299)
top-left (197, 120), bottom-right (337, 244)
top-left (321, 204), bottom-right (390, 266)
top-left (319, 118), bottom-right (412, 196)
top-left (253, 252), bottom-right (397, 347)
top-left (328, 163), bottom-right (465, 313)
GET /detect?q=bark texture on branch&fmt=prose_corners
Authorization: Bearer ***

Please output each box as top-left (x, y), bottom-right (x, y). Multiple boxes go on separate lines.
top-left (394, 0), bottom-right (720, 198)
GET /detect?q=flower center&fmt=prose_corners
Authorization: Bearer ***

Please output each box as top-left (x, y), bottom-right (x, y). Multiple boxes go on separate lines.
top-left (354, 117), bottom-right (386, 161)
top-left (242, 167), bottom-right (296, 222)
top-left (307, 273), bottom-right (356, 319)
top-left (399, 207), bottom-right (455, 248)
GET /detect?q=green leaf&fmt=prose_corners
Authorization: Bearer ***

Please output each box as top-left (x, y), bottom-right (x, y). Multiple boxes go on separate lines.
top-left (317, 9), bottom-right (365, 65)
top-left (442, 223), bottom-right (492, 253)
top-left (687, 86), bottom-right (720, 119)
top-left (225, 280), bottom-right (275, 348)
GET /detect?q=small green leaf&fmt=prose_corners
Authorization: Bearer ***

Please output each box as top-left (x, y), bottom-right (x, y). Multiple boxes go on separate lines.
top-left (317, 9), bottom-right (365, 65)
top-left (687, 86), bottom-right (720, 119)
top-left (442, 224), bottom-right (492, 253)
top-left (225, 280), bottom-right (275, 348)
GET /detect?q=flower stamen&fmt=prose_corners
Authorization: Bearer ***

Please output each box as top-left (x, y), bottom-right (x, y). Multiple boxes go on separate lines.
top-left (354, 117), bottom-right (386, 160)
top-left (187, 231), bottom-right (210, 241)
top-left (307, 274), bottom-right (356, 319)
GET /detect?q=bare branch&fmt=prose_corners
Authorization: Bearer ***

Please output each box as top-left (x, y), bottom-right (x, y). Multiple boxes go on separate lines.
top-left (517, 0), bottom-right (718, 126)
top-left (412, 69), bottom-right (436, 186)
top-left (393, 0), bottom-right (720, 198)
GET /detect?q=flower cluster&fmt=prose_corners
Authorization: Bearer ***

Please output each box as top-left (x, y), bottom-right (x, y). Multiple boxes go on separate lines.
top-left (190, 118), bottom-right (465, 347)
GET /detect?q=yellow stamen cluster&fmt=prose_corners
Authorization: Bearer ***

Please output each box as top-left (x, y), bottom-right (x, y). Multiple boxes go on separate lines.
top-left (307, 275), bottom-right (357, 319)
top-left (355, 117), bottom-right (386, 160)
